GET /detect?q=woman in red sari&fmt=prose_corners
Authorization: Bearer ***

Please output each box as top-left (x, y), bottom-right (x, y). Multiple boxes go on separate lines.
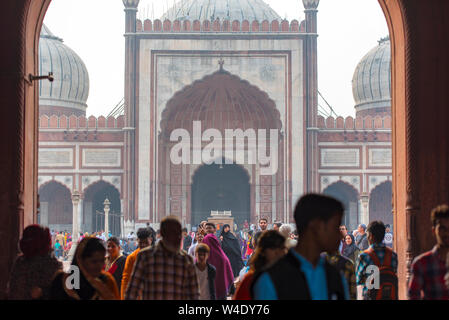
top-left (50, 237), bottom-right (119, 300)
top-left (233, 230), bottom-right (287, 300)
top-left (105, 237), bottom-right (126, 294)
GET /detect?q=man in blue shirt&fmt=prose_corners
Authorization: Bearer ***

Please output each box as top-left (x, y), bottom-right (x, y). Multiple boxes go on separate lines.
top-left (252, 194), bottom-right (350, 300)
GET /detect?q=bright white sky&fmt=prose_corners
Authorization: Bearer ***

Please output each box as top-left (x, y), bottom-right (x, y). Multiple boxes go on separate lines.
top-left (43, 0), bottom-right (388, 117)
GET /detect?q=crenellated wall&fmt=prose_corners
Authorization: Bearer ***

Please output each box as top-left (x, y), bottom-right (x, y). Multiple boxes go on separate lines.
top-left (317, 115), bottom-right (392, 130)
top-left (38, 114), bottom-right (125, 130)
top-left (135, 18), bottom-right (305, 33)
top-left (317, 114), bottom-right (393, 233)
top-left (317, 115), bottom-right (391, 143)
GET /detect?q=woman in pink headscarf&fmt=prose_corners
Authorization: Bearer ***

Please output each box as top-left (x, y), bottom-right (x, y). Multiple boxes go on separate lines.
top-left (202, 234), bottom-right (234, 300)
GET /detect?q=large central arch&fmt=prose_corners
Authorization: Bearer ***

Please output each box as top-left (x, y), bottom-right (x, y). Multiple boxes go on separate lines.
top-left (160, 69), bottom-right (282, 133)
top-left (157, 69), bottom-right (284, 226)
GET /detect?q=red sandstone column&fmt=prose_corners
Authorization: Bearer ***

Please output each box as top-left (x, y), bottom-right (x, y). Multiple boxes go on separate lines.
top-left (0, 0), bottom-right (51, 299)
top-left (122, 0), bottom-right (140, 225)
top-left (378, 0), bottom-right (449, 299)
top-left (303, 0), bottom-right (320, 192)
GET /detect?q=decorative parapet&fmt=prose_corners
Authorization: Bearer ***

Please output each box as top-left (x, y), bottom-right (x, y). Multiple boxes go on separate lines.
top-left (38, 114), bottom-right (125, 129)
top-left (317, 115), bottom-right (392, 130)
top-left (136, 19), bottom-right (305, 33)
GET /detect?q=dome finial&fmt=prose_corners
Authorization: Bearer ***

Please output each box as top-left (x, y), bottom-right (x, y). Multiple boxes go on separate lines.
top-left (378, 35), bottom-right (390, 45)
top-left (218, 58), bottom-right (225, 72)
top-left (122, 0), bottom-right (140, 9)
top-left (40, 24), bottom-right (63, 42)
top-left (303, 0), bottom-right (320, 10)
top-left (161, 0), bottom-right (281, 22)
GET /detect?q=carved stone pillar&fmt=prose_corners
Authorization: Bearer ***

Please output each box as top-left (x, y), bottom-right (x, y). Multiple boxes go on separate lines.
top-left (40, 201), bottom-right (49, 226)
top-left (71, 191), bottom-right (81, 243)
top-left (359, 193), bottom-right (370, 225)
top-left (103, 198), bottom-right (111, 238)
top-left (122, 0), bottom-right (140, 224)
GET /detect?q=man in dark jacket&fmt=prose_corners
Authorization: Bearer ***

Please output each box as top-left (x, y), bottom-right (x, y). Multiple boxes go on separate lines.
top-left (182, 227), bottom-right (192, 251)
top-left (195, 243), bottom-right (216, 300)
top-left (252, 193), bottom-right (350, 300)
top-left (356, 224), bottom-right (369, 251)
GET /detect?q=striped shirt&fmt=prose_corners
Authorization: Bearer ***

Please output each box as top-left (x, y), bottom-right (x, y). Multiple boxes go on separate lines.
top-left (124, 241), bottom-right (199, 300)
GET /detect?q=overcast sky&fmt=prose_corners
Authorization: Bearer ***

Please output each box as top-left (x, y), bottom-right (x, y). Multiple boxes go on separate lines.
top-left (43, 0), bottom-right (388, 117)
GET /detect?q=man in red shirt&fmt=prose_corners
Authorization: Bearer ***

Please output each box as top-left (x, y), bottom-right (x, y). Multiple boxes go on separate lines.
top-left (408, 204), bottom-right (449, 299)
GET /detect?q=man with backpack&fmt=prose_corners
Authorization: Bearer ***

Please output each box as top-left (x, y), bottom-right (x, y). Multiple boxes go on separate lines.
top-left (355, 220), bottom-right (398, 300)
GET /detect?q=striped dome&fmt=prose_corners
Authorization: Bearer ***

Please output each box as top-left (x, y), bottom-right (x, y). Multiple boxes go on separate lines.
top-left (352, 38), bottom-right (391, 115)
top-left (161, 0), bottom-right (281, 22)
top-left (39, 24), bottom-right (89, 115)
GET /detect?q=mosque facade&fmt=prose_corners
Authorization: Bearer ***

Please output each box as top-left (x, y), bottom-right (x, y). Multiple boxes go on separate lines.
top-left (37, 0), bottom-right (392, 236)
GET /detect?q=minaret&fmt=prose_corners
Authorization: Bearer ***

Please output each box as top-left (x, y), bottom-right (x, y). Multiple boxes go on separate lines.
top-left (303, 0), bottom-right (319, 193)
top-left (123, 0), bottom-right (140, 231)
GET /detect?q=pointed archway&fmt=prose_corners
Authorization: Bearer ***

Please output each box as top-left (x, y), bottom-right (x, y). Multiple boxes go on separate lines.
top-left (191, 161), bottom-right (250, 228)
top-left (369, 181), bottom-right (393, 227)
top-left (323, 181), bottom-right (360, 231)
top-left (83, 180), bottom-right (121, 236)
top-left (38, 181), bottom-right (72, 232)
top-left (157, 69), bottom-right (283, 225)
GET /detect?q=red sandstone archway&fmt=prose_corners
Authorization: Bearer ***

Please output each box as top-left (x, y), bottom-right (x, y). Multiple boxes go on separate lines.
top-left (323, 181), bottom-right (360, 231)
top-left (38, 180), bottom-right (72, 230)
top-left (157, 69), bottom-right (284, 226)
top-left (369, 181), bottom-right (393, 227)
top-left (83, 180), bottom-right (121, 236)
top-left (160, 70), bottom-right (282, 133)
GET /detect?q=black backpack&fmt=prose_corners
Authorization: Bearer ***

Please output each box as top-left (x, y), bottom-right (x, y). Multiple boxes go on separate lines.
top-left (364, 247), bottom-right (398, 300)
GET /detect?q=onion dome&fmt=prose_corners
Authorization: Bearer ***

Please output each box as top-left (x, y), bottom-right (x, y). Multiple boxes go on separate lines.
top-left (39, 24), bottom-right (89, 116)
top-left (352, 37), bottom-right (391, 117)
top-left (162, 0), bottom-right (281, 22)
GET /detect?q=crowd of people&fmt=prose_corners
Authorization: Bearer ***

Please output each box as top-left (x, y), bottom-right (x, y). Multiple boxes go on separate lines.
top-left (5, 193), bottom-right (449, 300)
top-left (48, 228), bottom-right (157, 262)
top-left (49, 230), bottom-right (116, 261)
